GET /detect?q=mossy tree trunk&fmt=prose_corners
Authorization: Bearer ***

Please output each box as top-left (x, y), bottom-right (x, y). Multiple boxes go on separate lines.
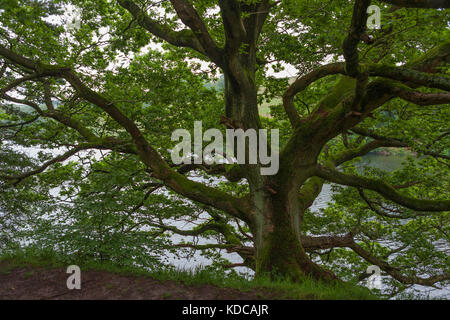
top-left (248, 176), bottom-right (337, 282)
top-left (220, 43), bottom-right (338, 281)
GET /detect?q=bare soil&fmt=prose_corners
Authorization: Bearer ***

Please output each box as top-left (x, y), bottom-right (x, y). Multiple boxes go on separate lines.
top-left (0, 263), bottom-right (279, 300)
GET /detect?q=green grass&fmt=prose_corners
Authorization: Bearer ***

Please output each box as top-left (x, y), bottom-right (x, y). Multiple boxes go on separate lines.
top-left (0, 248), bottom-right (378, 300)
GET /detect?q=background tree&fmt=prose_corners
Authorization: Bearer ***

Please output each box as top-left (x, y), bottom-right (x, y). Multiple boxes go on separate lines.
top-left (0, 0), bottom-right (449, 297)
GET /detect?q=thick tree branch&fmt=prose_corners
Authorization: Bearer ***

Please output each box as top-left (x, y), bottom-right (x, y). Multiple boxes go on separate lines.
top-left (342, 0), bottom-right (370, 77)
top-left (351, 127), bottom-right (405, 141)
top-left (169, 0), bottom-right (223, 65)
top-left (314, 164), bottom-right (450, 211)
top-left (0, 73), bottom-right (41, 96)
top-left (282, 63), bottom-right (346, 127)
top-left (298, 41), bottom-right (449, 158)
top-left (151, 220), bottom-right (235, 238)
top-left (171, 243), bottom-right (236, 250)
top-left (285, 56), bottom-right (450, 102)
top-left (368, 64), bottom-right (450, 91)
top-left (43, 82), bottom-right (55, 111)
top-left (358, 189), bottom-right (431, 218)
top-left (218, 0), bottom-right (246, 53)
top-left (301, 233), bottom-right (355, 251)
top-left (332, 139), bottom-right (407, 166)
top-left (349, 241), bottom-right (450, 286)
top-left (303, 232), bottom-right (450, 286)
top-left (285, 63), bottom-right (346, 99)
top-left (242, 0), bottom-right (271, 53)
top-left (392, 84), bottom-right (450, 106)
top-left (351, 127), bottom-right (450, 160)
top-left (282, 53), bottom-right (450, 128)
top-left (117, 0), bottom-right (216, 60)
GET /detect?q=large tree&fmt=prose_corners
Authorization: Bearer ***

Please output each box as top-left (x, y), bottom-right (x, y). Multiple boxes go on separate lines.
top-left (0, 0), bottom-right (449, 296)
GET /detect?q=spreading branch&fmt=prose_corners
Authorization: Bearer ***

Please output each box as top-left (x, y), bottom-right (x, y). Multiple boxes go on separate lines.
top-left (331, 139), bottom-right (407, 166)
top-left (283, 63), bottom-right (346, 127)
top-left (349, 241), bottom-right (450, 286)
top-left (314, 164), bottom-right (450, 212)
top-left (391, 83), bottom-right (450, 106)
top-left (0, 44), bottom-right (252, 223)
top-left (358, 189), bottom-right (431, 219)
top-left (169, 0), bottom-right (223, 65)
top-left (351, 127), bottom-right (450, 160)
top-left (117, 0), bottom-right (211, 58)
top-left (1, 143), bottom-right (96, 185)
top-left (368, 64), bottom-right (450, 91)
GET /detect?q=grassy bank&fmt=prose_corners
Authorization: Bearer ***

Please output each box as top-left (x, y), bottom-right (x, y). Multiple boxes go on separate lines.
top-left (0, 248), bottom-right (377, 300)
